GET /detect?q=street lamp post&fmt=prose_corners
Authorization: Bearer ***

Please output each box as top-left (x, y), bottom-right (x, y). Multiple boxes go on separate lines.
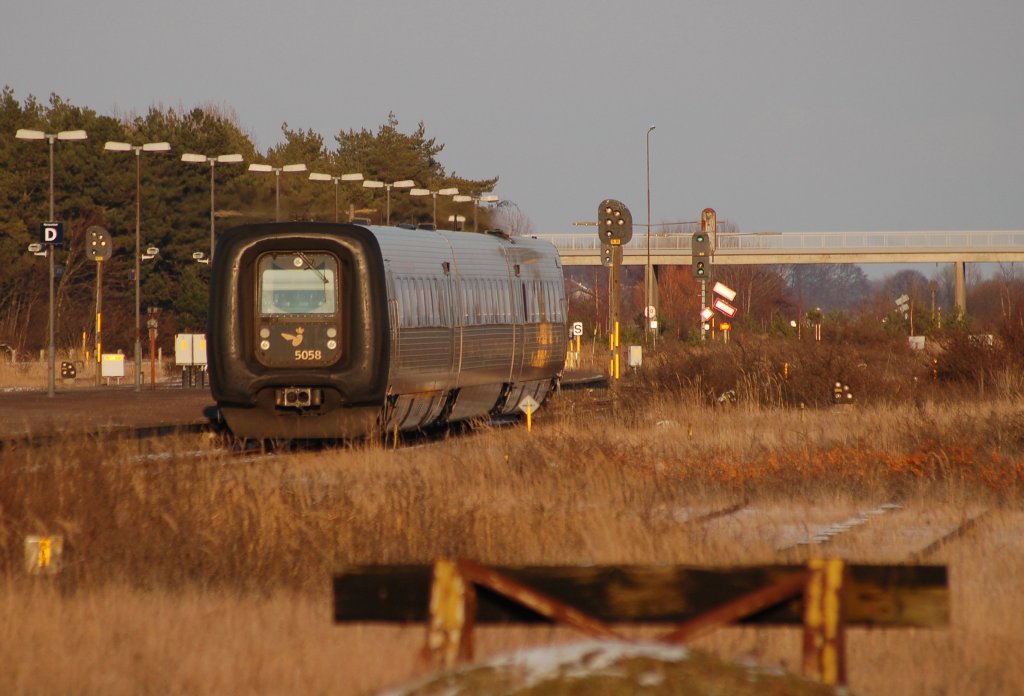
top-left (308, 171), bottom-right (363, 222)
top-left (362, 179), bottom-right (415, 225)
top-left (248, 163), bottom-right (307, 221)
top-left (181, 153), bottom-right (243, 262)
top-left (104, 139), bottom-right (170, 392)
top-left (453, 193), bottom-right (499, 232)
top-left (409, 187), bottom-right (459, 227)
top-left (16, 127), bottom-right (88, 397)
top-left (646, 124), bottom-right (655, 344)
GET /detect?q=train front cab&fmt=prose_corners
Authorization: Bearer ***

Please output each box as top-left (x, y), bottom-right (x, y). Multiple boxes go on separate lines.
top-left (208, 222), bottom-right (389, 440)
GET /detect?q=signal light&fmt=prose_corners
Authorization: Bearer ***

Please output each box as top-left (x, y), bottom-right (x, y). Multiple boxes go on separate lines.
top-left (86, 225), bottom-right (111, 262)
top-left (691, 230), bottom-right (712, 280)
top-left (597, 199), bottom-right (633, 245)
top-left (601, 243), bottom-right (620, 267)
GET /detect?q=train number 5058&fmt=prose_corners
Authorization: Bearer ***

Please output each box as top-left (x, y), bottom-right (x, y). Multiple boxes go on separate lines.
top-left (294, 349), bottom-right (323, 361)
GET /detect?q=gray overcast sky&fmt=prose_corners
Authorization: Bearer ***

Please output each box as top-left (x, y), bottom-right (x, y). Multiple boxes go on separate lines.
top-left (4, 0), bottom-right (1023, 237)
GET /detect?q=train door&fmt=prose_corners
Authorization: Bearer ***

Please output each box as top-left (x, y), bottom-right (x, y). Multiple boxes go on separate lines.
top-left (438, 265), bottom-right (459, 390)
top-left (508, 265), bottom-right (527, 386)
top-left (447, 261), bottom-right (464, 386)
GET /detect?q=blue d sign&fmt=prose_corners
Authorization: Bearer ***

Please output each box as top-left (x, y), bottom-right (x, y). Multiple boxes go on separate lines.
top-left (40, 222), bottom-right (63, 244)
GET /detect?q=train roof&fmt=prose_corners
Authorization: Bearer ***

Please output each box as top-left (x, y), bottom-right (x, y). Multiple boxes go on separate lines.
top-left (361, 224), bottom-right (560, 274)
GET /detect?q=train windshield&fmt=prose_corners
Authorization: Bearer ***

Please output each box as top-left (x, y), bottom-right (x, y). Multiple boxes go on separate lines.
top-left (258, 253), bottom-right (338, 315)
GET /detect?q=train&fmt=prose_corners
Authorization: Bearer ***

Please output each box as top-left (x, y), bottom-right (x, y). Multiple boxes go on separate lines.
top-left (207, 221), bottom-right (568, 440)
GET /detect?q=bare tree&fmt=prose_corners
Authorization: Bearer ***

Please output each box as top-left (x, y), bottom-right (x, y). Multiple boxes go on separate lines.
top-left (491, 200), bottom-right (534, 236)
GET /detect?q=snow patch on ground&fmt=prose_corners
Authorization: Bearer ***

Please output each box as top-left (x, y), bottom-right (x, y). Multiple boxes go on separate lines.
top-left (381, 640), bottom-right (692, 695)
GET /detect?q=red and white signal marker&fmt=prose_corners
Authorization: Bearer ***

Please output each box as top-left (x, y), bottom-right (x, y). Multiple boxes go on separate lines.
top-left (713, 297), bottom-right (738, 318)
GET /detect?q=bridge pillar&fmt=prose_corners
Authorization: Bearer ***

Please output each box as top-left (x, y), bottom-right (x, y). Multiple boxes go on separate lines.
top-left (646, 265), bottom-right (661, 326)
top-left (954, 261), bottom-right (967, 317)
top-left (653, 265), bottom-right (660, 312)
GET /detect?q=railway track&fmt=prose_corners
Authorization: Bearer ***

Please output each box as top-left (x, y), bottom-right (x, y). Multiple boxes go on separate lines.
top-left (655, 498), bottom-right (992, 566)
top-left (763, 502), bottom-right (992, 563)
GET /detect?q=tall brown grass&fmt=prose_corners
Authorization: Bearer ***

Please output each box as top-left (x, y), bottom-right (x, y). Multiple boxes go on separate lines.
top-left (1, 335), bottom-right (1023, 694)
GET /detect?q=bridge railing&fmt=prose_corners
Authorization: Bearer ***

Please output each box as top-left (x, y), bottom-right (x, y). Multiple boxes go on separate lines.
top-left (536, 230), bottom-right (1024, 254)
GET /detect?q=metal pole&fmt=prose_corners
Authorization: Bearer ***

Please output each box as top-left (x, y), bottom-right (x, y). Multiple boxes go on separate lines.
top-left (95, 261), bottom-right (103, 386)
top-left (645, 125), bottom-right (655, 345)
top-left (386, 185), bottom-right (392, 225)
top-left (134, 149), bottom-right (142, 392)
top-left (700, 279), bottom-right (707, 343)
top-left (47, 136), bottom-right (55, 397)
top-left (274, 169), bottom-right (281, 222)
top-left (334, 179), bottom-right (339, 223)
top-left (432, 193), bottom-right (437, 227)
top-left (209, 160), bottom-right (215, 262)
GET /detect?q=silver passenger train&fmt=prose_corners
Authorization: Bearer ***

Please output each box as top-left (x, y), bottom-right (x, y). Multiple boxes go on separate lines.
top-left (208, 221), bottom-right (567, 439)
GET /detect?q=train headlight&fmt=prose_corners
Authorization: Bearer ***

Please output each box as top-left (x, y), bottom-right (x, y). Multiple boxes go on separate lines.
top-left (260, 340), bottom-right (270, 350)
top-left (326, 327), bottom-right (337, 338)
top-left (327, 340), bottom-right (337, 350)
top-left (259, 327), bottom-right (270, 338)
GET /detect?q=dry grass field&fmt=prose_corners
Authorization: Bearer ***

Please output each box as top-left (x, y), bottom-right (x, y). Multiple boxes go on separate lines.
top-left (1, 336), bottom-right (1023, 694)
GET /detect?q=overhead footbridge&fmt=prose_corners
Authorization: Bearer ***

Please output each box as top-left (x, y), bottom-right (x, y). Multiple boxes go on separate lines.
top-left (535, 229), bottom-right (1024, 314)
top-left (536, 229), bottom-right (1024, 266)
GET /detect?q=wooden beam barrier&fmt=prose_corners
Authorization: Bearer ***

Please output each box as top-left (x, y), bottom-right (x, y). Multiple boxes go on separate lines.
top-left (333, 560), bottom-right (948, 682)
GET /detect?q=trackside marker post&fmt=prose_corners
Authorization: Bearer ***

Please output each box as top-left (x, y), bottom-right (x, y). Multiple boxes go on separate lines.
top-left (518, 395), bottom-right (540, 432)
top-left (25, 535), bottom-right (63, 575)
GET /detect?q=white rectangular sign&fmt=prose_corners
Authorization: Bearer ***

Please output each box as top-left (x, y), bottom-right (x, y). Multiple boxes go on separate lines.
top-left (101, 353), bottom-right (125, 377)
top-left (712, 281), bottom-right (737, 302)
top-left (175, 333), bottom-right (208, 366)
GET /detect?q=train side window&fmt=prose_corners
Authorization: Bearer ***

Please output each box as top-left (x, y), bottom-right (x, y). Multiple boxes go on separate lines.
top-left (477, 279), bottom-right (486, 324)
top-left (439, 280), bottom-right (446, 326)
top-left (413, 276), bottom-right (421, 327)
top-left (473, 279), bottom-right (482, 324)
top-left (483, 280), bottom-right (489, 323)
top-left (423, 278), bottom-right (434, 326)
top-left (435, 279), bottom-right (443, 326)
top-left (396, 277), bottom-right (406, 327)
top-left (402, 277), bottom-right (414, 327)
top-left (461, 279), bottom-right (471, 325)
top-left (420, 277), bottom-right (431, 327)
top-left (552, 281), bottom-right (564, 321)
top-left (476, 279), bottom-right (483, 324)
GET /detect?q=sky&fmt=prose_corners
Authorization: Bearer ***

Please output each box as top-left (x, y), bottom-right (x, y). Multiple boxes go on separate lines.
top-left (4, 0), bottom-right (1023, 247)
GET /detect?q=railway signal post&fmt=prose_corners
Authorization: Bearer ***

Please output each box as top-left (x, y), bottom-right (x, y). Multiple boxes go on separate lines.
top-left (86, 226), bottom-right (112, 385)
top-left (598, 200), bottom-right (632, 380)
top-left (694, 208), bottom-right (716, 342)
